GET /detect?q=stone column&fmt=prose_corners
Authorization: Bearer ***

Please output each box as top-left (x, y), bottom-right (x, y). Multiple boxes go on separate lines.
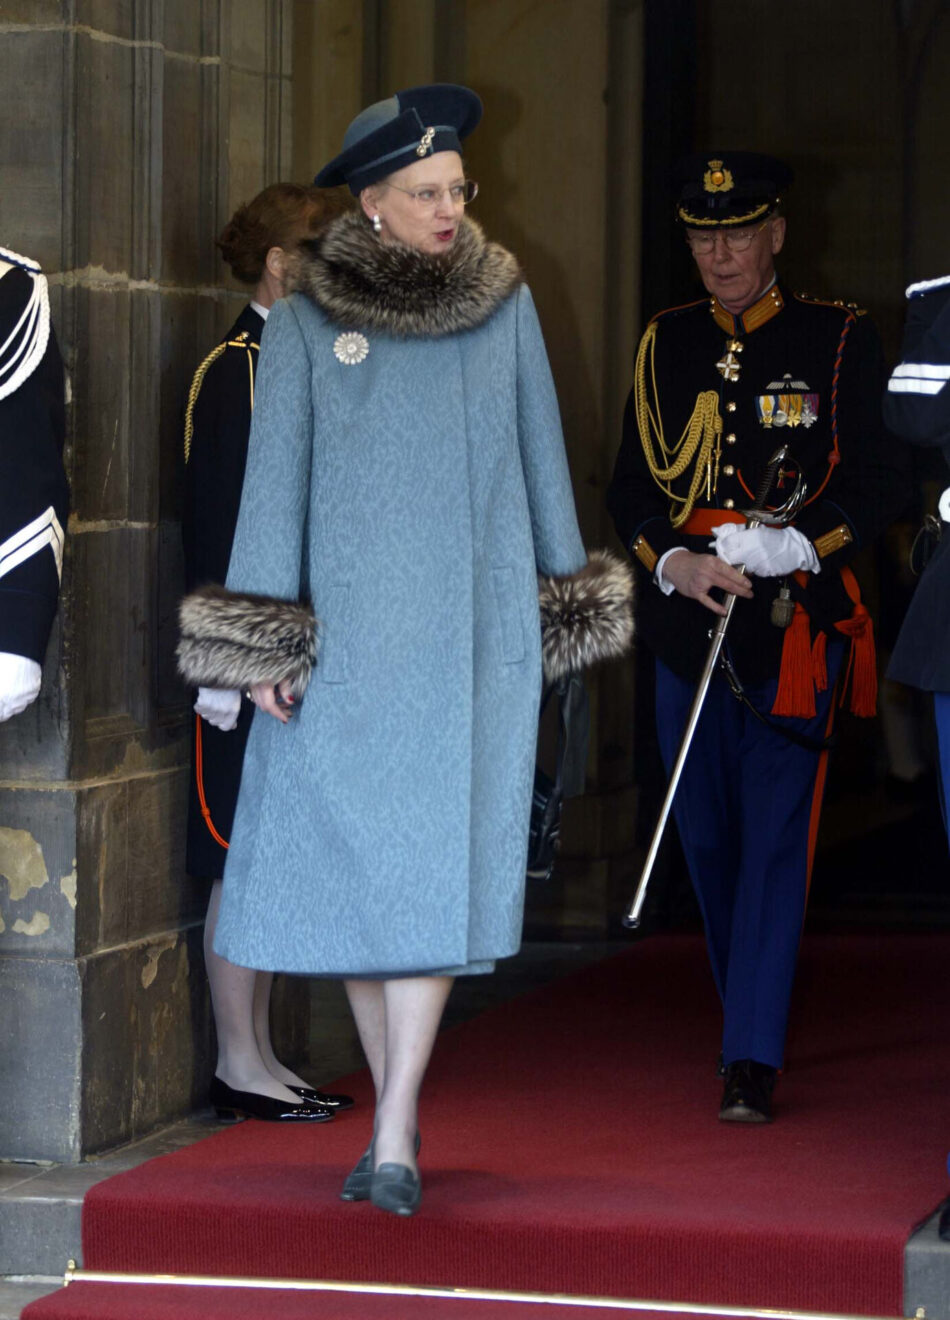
top-left (0, 0), bottom-right (295, 1164)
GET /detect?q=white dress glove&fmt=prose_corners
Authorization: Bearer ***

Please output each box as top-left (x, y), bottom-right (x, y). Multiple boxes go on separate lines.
top-left (710, 524), bottom-right (820, 577)
top-left (0, 652), bottom-right (43, 722)
top-left (194, 687), bottom-right (242, 732)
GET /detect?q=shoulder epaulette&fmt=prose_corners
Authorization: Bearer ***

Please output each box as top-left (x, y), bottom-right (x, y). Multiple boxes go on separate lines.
top-left (794, 291), bottom-right (865, 317)
top-left (907, 275), bottom-right (950, 299)
top-left (183, 331), bottom-right (259, 464)
top-left (0, 247), bottom-right (50, 400)
top-left (647, 297), bottom-right (709, 330)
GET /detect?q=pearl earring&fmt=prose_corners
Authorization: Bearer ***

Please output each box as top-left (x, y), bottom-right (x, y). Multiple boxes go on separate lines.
top-left (372, 214), bottom-right (382, 235)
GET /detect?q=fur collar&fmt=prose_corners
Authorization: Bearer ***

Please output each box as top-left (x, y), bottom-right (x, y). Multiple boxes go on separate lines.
top-left (286, 212), bottom-right (523, 338)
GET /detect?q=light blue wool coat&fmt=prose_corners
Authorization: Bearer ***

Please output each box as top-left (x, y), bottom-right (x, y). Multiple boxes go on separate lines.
top-left (214, 215), bottom-right (586, 977)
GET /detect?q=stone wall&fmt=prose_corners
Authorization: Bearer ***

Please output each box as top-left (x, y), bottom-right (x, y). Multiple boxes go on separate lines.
top-left (0, 0), bottom-right (296, 1163)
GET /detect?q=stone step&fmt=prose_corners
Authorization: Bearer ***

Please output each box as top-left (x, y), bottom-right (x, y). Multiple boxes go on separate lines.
top-left (0, 1277), bottom-right (62, 1320)
top-left (0, 1116), bottom-right (227, 1278)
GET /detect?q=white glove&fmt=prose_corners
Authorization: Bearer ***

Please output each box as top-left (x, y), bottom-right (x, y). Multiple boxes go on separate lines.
top-left (710, 524), bottom-right (819, 577)
top-left (0, 652), bottom-right (43, 722)
top-left (194, 687), bottom-right (242, 731)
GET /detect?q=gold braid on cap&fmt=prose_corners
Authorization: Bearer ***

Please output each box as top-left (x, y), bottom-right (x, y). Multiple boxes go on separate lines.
top-left (634, 320), bottom-right (722, 528)
top-left (677, 199), bottom-right (773, 227)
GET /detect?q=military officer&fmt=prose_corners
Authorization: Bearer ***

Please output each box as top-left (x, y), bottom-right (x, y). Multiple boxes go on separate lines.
top-left (608, 153), bottom-right (904, 1121)
top-left (0, 246), bottom-right (68, 723)
top-left (885, 281), bottom-right (950, 838)
top-left (883, 273), bottom-right (950, 1239)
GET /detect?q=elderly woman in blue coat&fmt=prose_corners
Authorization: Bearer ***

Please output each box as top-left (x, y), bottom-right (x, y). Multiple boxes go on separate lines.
top-left (178, 84), bottom-right (631, 1216)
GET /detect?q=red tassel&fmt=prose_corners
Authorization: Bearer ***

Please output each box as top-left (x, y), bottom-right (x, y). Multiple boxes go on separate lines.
top-left (832, 566), bottom-right (877, 718)
top-left (771, 602), bottom-right (816, 718)
top-left (834, 604), bottom-right (877, 716)
top-left (812, 630), bottom-right (828, 693)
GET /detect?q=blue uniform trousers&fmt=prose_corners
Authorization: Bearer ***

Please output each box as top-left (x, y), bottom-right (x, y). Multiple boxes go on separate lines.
top-left (655, 650), bottom-right (841, 1069)
top-left (934, 693), bottom-right (950, 839)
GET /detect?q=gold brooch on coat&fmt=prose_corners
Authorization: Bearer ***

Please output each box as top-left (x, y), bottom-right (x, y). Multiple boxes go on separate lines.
top-left (333, 332), bottom-right (369, 365)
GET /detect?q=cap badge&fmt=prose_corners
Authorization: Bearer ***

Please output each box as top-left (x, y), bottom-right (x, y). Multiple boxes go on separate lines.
top-left (333, 331), bottom-right (370, 366)
top-left (704, 159), bottom-right (734, 193)
top-left (416, 126), bottom-right (435, 157)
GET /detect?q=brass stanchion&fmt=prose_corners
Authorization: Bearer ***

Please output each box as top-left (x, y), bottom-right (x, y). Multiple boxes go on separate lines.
top-left (62, 1261), bottom-right (915, 1319)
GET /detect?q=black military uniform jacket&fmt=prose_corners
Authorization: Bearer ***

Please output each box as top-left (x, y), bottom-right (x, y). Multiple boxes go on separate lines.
top-left (885, 278), bottom-right (950, 692)
top-left (608, 282), bottom-right (904, 685)
top-left (181, 303), bottom-right (262, 877)
top-left (0, 262), bottom-right (69, 664)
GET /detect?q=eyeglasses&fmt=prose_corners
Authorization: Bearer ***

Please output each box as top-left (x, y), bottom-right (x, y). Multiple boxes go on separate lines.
top-left (685, 220), bottom-right (769, 255)
top-left (384, 180), bottom-right (479, 211)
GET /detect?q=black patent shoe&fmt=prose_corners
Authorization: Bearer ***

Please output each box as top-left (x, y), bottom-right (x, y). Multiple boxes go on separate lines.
top-left (718, 1059), bottom-right (776, 1123)
top-left (210, 1076), bottom-right (334, 1123)
top-left (340, 1131), bottom-right (420, 1202)
top-left (370, 1162), bottom-right (421, 1217)
top-left (289, 1085), bottom-right (354, 1111)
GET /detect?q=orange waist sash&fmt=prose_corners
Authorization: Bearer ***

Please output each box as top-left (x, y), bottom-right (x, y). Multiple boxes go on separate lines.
top-left (676, 511), bottom-right (876, 721)
top-left (681, 509), bottom-right (745, 536)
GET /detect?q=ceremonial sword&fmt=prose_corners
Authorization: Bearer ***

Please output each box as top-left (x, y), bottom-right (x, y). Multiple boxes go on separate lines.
top-left (622, 442), bottom-right (806, 930)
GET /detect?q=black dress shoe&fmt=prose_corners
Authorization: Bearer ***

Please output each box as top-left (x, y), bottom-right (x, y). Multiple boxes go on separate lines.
top-left (938, 1199), bottom-right (950, 1241)
top-left (718, 1059), bottom-right (776, 1123)
top-left (288, 1085), bottom-right (354, 1110)
top-left (210, 1076), bottom-right (334, 1123)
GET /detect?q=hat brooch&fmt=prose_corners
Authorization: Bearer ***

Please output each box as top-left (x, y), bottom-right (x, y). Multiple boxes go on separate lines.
top-left (333, 332), bottom-right (370, 366)
top-left (416, 126), bottom-right (435, 157)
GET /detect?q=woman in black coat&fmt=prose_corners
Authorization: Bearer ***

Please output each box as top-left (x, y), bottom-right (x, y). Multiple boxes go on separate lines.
top-left (183, 183), bottom-right (351, 1123)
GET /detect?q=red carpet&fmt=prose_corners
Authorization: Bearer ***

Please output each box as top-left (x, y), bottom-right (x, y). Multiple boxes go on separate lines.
top-left (25, 933), bottom-right (950, 1319)
top-left (22, 1284), bottom-right (680, 1319)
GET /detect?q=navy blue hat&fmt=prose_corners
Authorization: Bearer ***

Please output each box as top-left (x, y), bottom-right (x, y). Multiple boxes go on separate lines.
top-left (314, 84), bottom-right (483, 196)
top-left (674, 152), bottom-right (793, 227)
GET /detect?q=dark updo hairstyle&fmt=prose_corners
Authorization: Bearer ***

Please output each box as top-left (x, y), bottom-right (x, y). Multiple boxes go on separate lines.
top-left (216, 182), bottom-right (352, 285)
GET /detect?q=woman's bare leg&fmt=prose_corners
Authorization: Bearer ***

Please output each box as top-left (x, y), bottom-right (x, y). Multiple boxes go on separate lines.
top-left (373, 975), bottom-right (454, 1171)
top-left (204, 880), bottom-right (300, 1102)
top-left (251, 970), bottom-right (313, 1091)
top-left (343, 979), bottom-right (387, 1101)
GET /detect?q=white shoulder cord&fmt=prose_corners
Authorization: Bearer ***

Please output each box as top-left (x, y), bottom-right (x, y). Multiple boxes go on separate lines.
top-left (0, 246), bottom-right (51, 401)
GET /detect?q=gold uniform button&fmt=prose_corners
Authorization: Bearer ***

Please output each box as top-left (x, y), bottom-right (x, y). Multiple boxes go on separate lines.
top-left (725, 432), bottom-right (737, 445)
top-left (726, 401), bottom-right (737, 413)
top-left (723, 498), bottom-right (735, 509)
top-left (723, 464), bottom-right (735, 476)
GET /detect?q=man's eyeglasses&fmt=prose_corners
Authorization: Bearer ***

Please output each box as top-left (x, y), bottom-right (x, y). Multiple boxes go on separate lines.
top-left (685, 220), bottom-right (769, 255)
top-left (384, 180), bottom-right (479, 211)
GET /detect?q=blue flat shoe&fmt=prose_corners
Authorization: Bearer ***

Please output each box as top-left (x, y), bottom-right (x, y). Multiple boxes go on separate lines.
top-left (339, 1143), bottom-right (373, 1201)
top-left (340, 1132), bottom-right (420, 1202)
top-left (370, 1162), bottom-right (421, 1217)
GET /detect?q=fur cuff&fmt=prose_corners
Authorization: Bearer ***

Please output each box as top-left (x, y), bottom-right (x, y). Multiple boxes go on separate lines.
top-left (539, 550), bottom-right (634, 683)
top-left (177, 585), bottom-right (317, 699)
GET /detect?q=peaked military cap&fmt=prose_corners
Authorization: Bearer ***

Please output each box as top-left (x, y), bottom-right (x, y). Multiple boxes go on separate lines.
top-left (314, 84), bottom-right (483, 195)
top-left (673, 151), bottom-right (793, 227)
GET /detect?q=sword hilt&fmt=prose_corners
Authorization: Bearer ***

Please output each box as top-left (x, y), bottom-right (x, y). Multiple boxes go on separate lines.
top-left (748, 443), bottom-right (790, 524)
